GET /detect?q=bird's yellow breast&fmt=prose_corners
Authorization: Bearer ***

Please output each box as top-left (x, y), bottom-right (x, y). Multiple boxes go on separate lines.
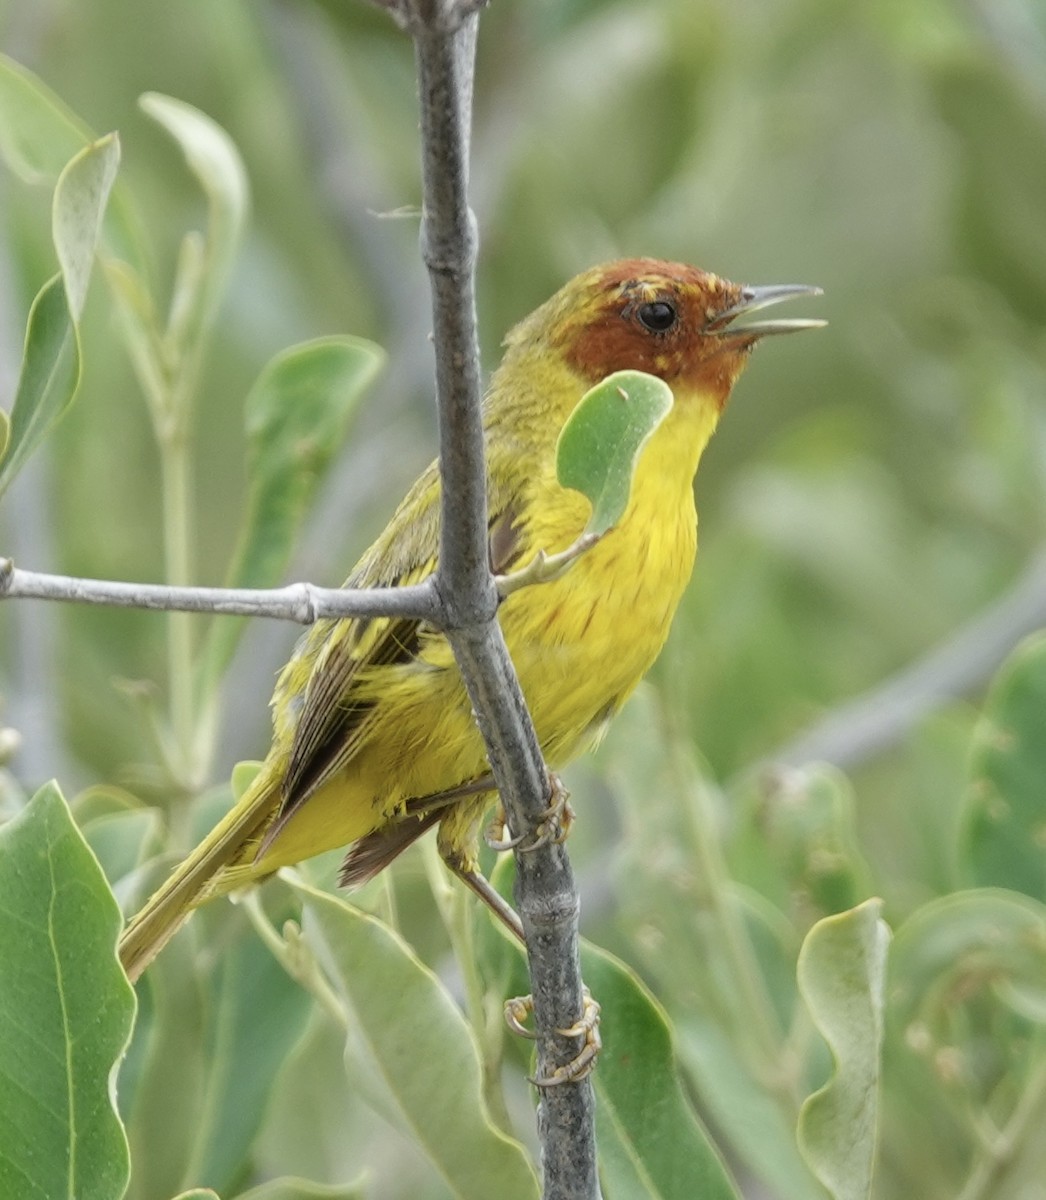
top-left (499, 389), bottom-right (718, 763)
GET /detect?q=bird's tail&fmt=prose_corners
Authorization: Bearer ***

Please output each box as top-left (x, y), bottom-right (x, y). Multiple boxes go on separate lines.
top-left (118, 770), bottom-right (281, 983)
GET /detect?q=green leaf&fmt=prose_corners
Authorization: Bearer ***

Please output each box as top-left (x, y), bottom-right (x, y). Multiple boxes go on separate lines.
top-left (0, 781), bottom-right (136, 1200)
top-left (233, 337), bottom-right (384, 591)
top-left (676, 1017), bottom-right (826, 1200)
top-left (0, 135), bottom-right (120, 496)
top-left (556, 369), bottom-right (674, 534)
top-left (296, 883), bottom-right (539, 1200)
top-left (0, 275), bottom-right (76, 490)
top-left (138, 92), bottom-right (248, 333)
top-left (79, 809), bottom-right (164, 896)
top-left (170, 1192), bottom-right (220, 1200)
top-left (0, 52), bottom-right (92, 183)
top-left (180, 917), bottom-right (313, 1193)
top-left (0, 408), bottom-right (9, 463)
top-left (737, 764), bottom-right (872, 925)
top-left (797, 899), bottom-right (890, 1200)
top-left (103, 258), bottom-right (167, 410)
top-left (54, 133), bottom-right (121, 321)
top-left (581, 945), bottom-right (742, 1200)
top-left (197, 337), bottom-right (384, 696)
top-left (124, 935), bottom-right (210, 1200)
top-left (234, 1178), bottom-right (366, 1200)
top-left (960, 633), bottom-right (1046, 900)
top-left (889, 889), bottom-right (1046, 1028)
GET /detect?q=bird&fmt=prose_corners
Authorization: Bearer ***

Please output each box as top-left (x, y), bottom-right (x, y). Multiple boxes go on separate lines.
top-left (118, 257), bottom-right (823, 982)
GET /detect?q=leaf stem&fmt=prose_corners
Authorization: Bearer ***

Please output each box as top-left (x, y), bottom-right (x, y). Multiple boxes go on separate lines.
top-left (424, 842), bottom-right (515, 1134)
top-left (661, 695), bottom-right (792, 1095)
top-left (241, 890), bottom-right (349, 1030)
top-left (158, 425), bottom-right (196, 792)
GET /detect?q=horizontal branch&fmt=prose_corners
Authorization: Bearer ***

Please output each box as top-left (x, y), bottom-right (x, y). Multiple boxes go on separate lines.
top-left (0, 559), bottom-right (441, 625)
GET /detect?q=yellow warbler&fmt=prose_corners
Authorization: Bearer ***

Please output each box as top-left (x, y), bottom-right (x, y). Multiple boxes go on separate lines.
top-left (119, 258), bottom-right (822, 981)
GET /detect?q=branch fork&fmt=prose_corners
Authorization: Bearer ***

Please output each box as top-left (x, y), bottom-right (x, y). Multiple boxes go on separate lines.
top-left (496, 532), bottom-right (602, 601)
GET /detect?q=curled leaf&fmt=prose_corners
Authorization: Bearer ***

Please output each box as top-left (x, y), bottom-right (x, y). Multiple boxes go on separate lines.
top-left (556, 369), bottom-right (674, 534)
top-left (797, 898), bottom-right (890, 1200)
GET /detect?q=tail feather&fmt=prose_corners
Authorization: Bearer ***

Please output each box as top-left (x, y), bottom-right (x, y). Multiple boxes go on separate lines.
top-left (118, 773), bottom-right (280, 982)
top-left (339, 810), bottom-right (442, 887)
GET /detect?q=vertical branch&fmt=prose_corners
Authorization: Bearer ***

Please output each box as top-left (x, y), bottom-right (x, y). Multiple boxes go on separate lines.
top-left (414, 14), bottom-right (489, 614)
top-left (404, 3), bottom-right (600, 1197)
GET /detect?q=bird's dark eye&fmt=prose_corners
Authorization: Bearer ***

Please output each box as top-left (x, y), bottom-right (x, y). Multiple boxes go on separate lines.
top-left (636, 300), bottom-right (678, 333)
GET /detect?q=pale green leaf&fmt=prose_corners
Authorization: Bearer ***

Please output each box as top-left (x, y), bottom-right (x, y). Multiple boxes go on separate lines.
top-left (0, 52), bottom-right (91, 183)
top-left (233, 337), bottom-right (384, 590)
top-left (79, 809), bottom-right (164, 898)
top-left (582, 945), bottom-right (742, 1200)
top-left (0, 135), bottom-right (120, 495)
top-left (0, 782), bottom-right (136, 1200)
top-left (180, 921), bottom-right (312, 1193)
top-left (676, 1016), bottom-right (826, 1200)
top-left (961, 632), bottom-right (1046, 900)
top-left (596, 687), bottom-right (823, 1200)
top-left (234, 1178), bottom-right (366, 1200)
top-left (469, 885), bottom-right (743, 1200)
top-left (556, 369), bottom-right (674, 534)
top-left (54, 132), bottom-right (121, 320)
top-left (103, 258), bottom-right (166, 411)
top-left (890, 889), bottom-right (1046, 1028)
top-left (138, 92), bottom-right (248, 331)
top-left (797, 899), bottom-right (890, 1200)
top-left (745, 763), bottom-right (872, 922)
top-left (297, 884), bottom-right (539, 1200)
top-left (124, 936), bottom-right (210, 1200)
top-left (197, 337), bottom-right (384, 696)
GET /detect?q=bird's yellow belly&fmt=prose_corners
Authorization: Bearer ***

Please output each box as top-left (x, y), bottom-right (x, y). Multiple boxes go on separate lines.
top-left (502, 511), bottom-right (696, 763)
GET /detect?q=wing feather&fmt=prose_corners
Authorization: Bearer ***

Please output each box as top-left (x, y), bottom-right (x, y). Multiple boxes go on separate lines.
top-left (266, 457), bottom-right (525, 847)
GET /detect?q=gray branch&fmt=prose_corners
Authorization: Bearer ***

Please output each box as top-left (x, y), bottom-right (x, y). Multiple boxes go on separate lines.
top-left (0, 560), bottom-right (440, 624)
top-left (406, 3), bottom-right (599, 1197)
top-left (765, 547), bottom-right (1046, 771)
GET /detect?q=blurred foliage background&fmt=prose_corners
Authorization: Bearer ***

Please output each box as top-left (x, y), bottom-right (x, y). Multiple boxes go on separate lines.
top-left (2, 1), bottom-right (1046, 1199)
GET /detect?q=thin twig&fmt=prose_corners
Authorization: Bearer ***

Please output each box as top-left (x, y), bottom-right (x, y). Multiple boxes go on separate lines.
top-left (0, 560), bottom-right (440, 624)
top-left (407, 4), bottom-right (599, 1197)
top-left (496, 533), bottom-right (601, 600)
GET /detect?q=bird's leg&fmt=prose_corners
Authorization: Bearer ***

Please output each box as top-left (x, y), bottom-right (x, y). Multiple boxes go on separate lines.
top-left (504, 988), bottom-right (603, 1087)
top-left (455, 780), bottom-right (599, 1082)
top-left (449, 859), bottom-right (526, 942)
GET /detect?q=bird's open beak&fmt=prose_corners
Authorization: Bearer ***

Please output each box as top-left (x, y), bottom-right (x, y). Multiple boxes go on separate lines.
top-left (710, 284), bottom-right (826, 337)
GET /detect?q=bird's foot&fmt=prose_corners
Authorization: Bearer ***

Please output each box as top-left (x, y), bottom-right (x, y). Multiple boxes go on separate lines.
top-left (485, 775), bottom-right (574, 854)
top-left (504, 987), bottom-right (602, 1086)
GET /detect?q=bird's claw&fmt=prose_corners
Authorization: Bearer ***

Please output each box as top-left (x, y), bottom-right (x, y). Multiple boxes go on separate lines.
top-left (504, 993), bottom-right (538, 1039)
top-left (485, 806), bottom-right (527, 852)
top-left (504, 988), bottom-right (602, 1086)
top-left (486, 776), bottom-right (574, 855)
